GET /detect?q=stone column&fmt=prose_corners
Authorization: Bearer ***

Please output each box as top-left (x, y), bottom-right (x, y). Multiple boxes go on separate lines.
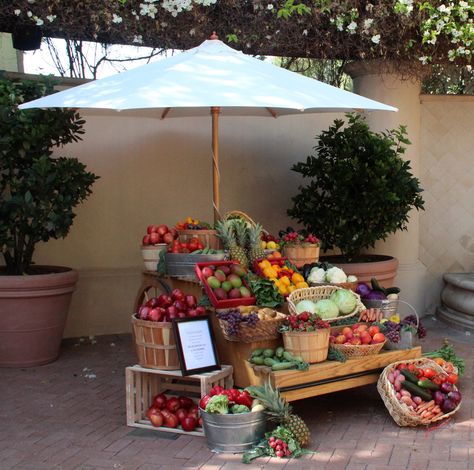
top-left (346, 61), bottom-right (427, 316)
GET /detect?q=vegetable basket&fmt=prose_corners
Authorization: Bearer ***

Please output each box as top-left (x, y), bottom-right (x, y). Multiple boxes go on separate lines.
top-left (217, 310), bottom-right (286, 343)
top-left (287, 285), bottom-right (365, 322)
top-left (377, 358), bottom-right (461, 427)
top-left (309, 281), bottom-right (358, 292)
top-left (330, 341), bottom-right (386, 358)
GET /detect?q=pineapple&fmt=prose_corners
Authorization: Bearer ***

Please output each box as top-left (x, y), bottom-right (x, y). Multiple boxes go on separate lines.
top-left (247, 223), bottom-right (266, 264)
top-left (215, 220), bottom-right (249, 268)
top-left (247, 381), bottom-right (310, 447)
top-left (232, 219), bottom-right (250, 268)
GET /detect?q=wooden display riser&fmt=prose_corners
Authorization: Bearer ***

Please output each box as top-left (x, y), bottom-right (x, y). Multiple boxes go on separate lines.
top-left (245, 347), bottom-right (422, 402)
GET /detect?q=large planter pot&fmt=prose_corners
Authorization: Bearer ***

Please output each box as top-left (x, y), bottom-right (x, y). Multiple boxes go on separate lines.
top-left (320, 254), bottom-right (399, 288)
top-left (0, 266), bottom-right (78, 367)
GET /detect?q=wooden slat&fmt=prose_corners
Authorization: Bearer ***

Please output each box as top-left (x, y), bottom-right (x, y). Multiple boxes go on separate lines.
top-left (273, 347), bottom-right (422, 389)
top-left (281, 373), bottom-right (381, 402)
top-left (134, 420), bottom-right (204, 437)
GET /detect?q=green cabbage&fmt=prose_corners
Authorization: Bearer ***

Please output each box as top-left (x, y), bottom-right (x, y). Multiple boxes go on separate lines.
top-left (314, 299), bottom-right (339, 319)
top-left (295, 300), bottom-right (317, 314)
top-left (330, 289), bottom-right (357, 315)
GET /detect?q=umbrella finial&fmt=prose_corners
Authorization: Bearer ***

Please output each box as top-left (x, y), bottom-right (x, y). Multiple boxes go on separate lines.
top-left (209, 31), bottom-right (219, 40)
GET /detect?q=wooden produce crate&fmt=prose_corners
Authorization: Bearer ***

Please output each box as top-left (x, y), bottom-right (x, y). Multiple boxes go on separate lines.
top-left (245, 347), bottom-right (422, 402)
top-left (125, 364), bottom-right (233, 435)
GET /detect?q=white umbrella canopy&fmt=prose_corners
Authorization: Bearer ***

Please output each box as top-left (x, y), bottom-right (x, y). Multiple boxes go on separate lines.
top-left (20, 36), bottom-right (397, 220)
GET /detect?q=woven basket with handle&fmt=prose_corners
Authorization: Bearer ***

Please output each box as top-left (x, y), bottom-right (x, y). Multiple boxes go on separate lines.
top-left (331, 341), bottom-right (386, 358)
top-left (377, 358), bottom-right (461, 427)
top-left (287, 285), bottom-right (365, 322)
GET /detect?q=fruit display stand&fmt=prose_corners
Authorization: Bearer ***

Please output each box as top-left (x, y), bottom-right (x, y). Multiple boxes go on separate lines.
top-left (125, 364), bottom-right (233, 435)
top-left (244, 347), bottom-right (422, 402)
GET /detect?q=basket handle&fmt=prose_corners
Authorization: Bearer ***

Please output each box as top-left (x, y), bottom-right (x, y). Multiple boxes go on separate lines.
top-left (397, 300), bottom-right (419, 328)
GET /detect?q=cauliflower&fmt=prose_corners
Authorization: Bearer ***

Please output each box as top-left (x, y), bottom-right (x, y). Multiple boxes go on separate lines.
top-left (307, 267), bottom-right (326, 284)
top-left (230, 404), bottom-right (250, 414)
top-left (205, 394), bottom-right (229, 414)
top-left (325, 266), bottom-right (347, 284)
top-left (347, 275), bottom-right (358, 283)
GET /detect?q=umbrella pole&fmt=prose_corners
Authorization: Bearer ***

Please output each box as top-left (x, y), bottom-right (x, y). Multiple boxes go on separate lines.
top-left (211, 106), bottom-right (221, 224)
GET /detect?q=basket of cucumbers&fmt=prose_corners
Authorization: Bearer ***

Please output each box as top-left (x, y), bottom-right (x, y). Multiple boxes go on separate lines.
top-left (248, 347), bottom-right (310, 373)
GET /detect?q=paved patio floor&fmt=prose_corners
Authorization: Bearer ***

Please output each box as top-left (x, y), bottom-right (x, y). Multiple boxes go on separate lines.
top-left (1, 316), bottom-right (473, 470)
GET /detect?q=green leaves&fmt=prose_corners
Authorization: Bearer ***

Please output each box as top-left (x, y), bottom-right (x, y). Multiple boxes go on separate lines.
top-left (0, 77), bottom-right (98, 274)
top-left (288, 113), bottom-right (424, 260)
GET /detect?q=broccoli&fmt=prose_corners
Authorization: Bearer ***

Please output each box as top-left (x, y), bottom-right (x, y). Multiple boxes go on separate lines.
top-left (231, 404), bottom-right (250, 414)
top-left (205, 394), bottom-right (229, 414)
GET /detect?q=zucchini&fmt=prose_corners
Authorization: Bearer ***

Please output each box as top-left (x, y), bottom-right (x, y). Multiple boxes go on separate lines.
top-left (401, 381), bottom-right (432, 401)
top-left (263, 349), bottom-right (275, 358)
top-left (370, 277), bottom-right (387, 295)
top-left (400, 369), bottom-right (419, 384)
top-left (251, 356), bottom-right (264, 365)
top-left (275, 347), bottom-right (285, 359)
top-left (417, 379), bottom-right (439, 391)
top-left (271, 362), bottom-right (297, 371)
top-left (385, 286), bottom-right (401, 295)
top-left (263, 357), bottom-right (277, 367)
top-left (251, 348), bottom-right (264, 357)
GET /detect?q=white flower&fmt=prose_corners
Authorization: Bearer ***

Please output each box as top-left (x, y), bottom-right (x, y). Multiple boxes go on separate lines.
top-left (267, 4), bottom-right (273, 10)
top-left (112, 14), bottom-right (123, 24)
top-left (46, 15), bottom-right (56, 22)
top-left (133, 34), bottom-right (143, 44)
top-left (189, 28), bottom-right (195, 36)
top-left (347, 21), bottom-right (357, 34)
top-left (35, 18), bottom-right (44, 26)
top-left (366, 3), bottom-right (374, 12)
top-left (419, 56), bottom-right (430, 65)
top-left (363, 18), bottom-right (374, 31)
top-left (371, 34), bottom-right (381, 44)
top-left (14, 9), bottom-right (21, 15)
top-left (27, 10), bottom-right (33, 17)
top-left (302, 29), bottom-right (308, 36)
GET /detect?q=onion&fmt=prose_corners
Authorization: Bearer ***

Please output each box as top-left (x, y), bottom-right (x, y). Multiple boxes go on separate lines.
top-left (356, 283), bottom-right (371, 298)
top-left (448, 390), bottom-right (462, 405)
top-left (441, 398), bottom-right (457, 413)
top-left (433, 391), bottom-right (445, 406)
top-left (440, 382), bottom-right (454, 394)
top-left (365, 290), bottom-right (387, 301)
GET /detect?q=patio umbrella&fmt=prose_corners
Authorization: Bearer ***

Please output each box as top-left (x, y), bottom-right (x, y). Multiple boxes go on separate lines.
top-left (20, 34), bottom-right (397, 222)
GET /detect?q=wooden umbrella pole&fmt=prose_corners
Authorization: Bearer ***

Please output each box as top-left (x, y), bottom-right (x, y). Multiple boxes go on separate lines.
top-left (211, 106), bottom-right (221, 224)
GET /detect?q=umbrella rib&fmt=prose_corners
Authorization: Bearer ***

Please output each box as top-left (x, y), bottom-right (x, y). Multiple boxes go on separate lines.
top-left (266, 107), bottom-right (278, 118)
top-left (161, 108), bottom-right (171, 119)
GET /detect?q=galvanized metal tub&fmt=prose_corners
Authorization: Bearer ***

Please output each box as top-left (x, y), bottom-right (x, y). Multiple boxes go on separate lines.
top-left (200, 409), bottom-right (266, 453)
top-left (363, 299), bottom-right (398, 318)
top-left (165, 252), bottom-right (226, 278)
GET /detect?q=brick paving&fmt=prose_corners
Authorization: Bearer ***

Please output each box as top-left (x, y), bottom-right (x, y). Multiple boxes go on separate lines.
top-left (0, 316), bottom-right (473, 470)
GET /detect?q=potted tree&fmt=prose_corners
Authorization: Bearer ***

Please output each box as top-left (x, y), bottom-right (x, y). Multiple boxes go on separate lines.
top-left (288, 113), bottom-right (424, 286)
top-left (0, 77), bottom-right (98, 367)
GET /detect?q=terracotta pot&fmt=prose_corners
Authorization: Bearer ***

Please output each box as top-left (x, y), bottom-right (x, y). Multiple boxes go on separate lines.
top-left (319, 255), bottom-right (399, 288)
top-left (283, 244), bottom-right (320, 268)
top-left (0, 266), bottom-right (78, 367)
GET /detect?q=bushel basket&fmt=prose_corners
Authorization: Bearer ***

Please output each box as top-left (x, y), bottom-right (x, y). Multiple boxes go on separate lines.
top-left (287, 285), bottom-right (365, 322)
top-left (377, 358), bottom-right (461, 427)
top-left (217, 312), bottom-right (286, 343)
top-left (131, 315), bottom-right (179, 370)
top-left (282, 328), bottom-right (329, 363)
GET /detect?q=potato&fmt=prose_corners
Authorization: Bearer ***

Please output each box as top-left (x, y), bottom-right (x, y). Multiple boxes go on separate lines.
top-left (388, 373), bottom-right (395, 384)
top-left (400, 390), bottom-right (412, 398)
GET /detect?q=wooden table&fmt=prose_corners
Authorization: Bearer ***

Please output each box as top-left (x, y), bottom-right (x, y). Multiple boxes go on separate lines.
top-left (244, 346), bottom-right (422, 402)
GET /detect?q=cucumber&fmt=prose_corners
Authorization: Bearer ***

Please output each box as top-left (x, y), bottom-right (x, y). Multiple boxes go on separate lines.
top-left (385, 286), bottom-right (401, 295)
top-left (251, 348), bottom-right (264, 357)
top-left (370, 277), bottom-right (387, 295)
top-left (283, 351), bottom-right (296, 362)
top-left (417, 379), bottom-right (440, 391)
top-left (292, 356), bottom-right (304, 363)
top-left (264, 357), bottom-right (277, 367)
top-left (271, 362), bottom-right (297, 371)
top-left (263, 349), bottom-right (275, 358)
top-left (400, 369), bottom-right (419, 384)
top-left (401, 380), bottom-right (432, 401)
top-left (251, 356), bottom-right (264, 365)
top-left (275, 347), bottom-right (285, 359)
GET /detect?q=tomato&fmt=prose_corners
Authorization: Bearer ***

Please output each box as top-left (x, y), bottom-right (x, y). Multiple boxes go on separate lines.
top-left (434, 357), bottom-right (446, 366)
top-left (423, 368), bottom-right (436, 379)
top-left (408, 364), bottom-right (416, 372)
top-left (447, 373), bottom-right (459, 385)
top-left (397, 363), bottom-right (407, 370)
top-left (444, 362), bottom-right (454, 373)
top-left (432, 376), bottom-right (443, 385)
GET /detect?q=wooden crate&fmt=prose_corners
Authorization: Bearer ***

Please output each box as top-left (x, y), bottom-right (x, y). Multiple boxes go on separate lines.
top-left (245, 347), bottom-right (422, 402)
top-left (125, 364), bottom-right (233, 435)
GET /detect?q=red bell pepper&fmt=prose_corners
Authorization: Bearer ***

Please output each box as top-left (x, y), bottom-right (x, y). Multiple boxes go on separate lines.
top-left (209, 385), bottom-right (224, 397)
top-left (235, 390), bottom-right (253, 408)
top-left (229, 389), bottom-right (241, 402)
top-left (199, 394), bottom-right (212, 410)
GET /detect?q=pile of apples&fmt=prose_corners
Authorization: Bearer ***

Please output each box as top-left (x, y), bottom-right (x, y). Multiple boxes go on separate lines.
top-left (330, 323), bottom-right (386, 346)
top-left (202, 264), bottom-right (252, 301)
top-left (136, 289), bottom-right (206, 321)
top-left (146, 393), bottom-right (201, 432)
top-left (142, 224), bottom-right (177, 246)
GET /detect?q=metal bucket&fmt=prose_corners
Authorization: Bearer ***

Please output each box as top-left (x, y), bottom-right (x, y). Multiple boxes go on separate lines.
top-left (200, 409), bottom-right (266, 453)
top-left (165, 253), bottom-right (226, 278)
top-left (363, 299), bottom-right (398, 318)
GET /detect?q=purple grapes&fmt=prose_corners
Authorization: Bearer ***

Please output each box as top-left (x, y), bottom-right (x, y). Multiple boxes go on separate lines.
top-left (384, 321), bottom-right (401, 343)
top-left (217, 309), bottom-right (259, 336)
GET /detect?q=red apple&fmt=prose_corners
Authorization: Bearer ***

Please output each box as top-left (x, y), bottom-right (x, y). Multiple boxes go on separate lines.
top-left (195, 306), bottom-right (206, 315)
top-left (355, 324), bottom-right (368, 333)
top-left (360, 331), bottom-right (372, 344)
top-left (147, 225), bottom-right (158, 234)
top-left (149, 232), bottom-right (161, 245)
top-left (148, 308), bottom-right (163, 322)
top-left (187, 309), bottom-right (199, 317)
top-left (142, 234), bottom-right (151, 245)
top-left (368, 325), bottom-right (380, 337)
top-left (172, 289), bottom-right (185, 301)
top-left (213, 288), bottom-right (227, 300)
top-left (173, 300), bottom-right (187, 311)
top-left (149, 411), bottom-right (164, 427)
top-left (157, 225), bottom-right (169, 236)
top-left (220, 266), bottom-right (231, 276)
top-left (342, 327), bottom-right (353, 339)
top-left (181, 416), bottom-right (197, 432)
top-left (177, 311), bottom-right (187, 318)
top-left (158, 294), bottom-right (173, 308)
top-left (163, 413), bottom-right (179, 428)
top-left (146, 406), bottom-right (161, 420)
top-left (335, 334), bottom-right (346, 344)
top-left (171, 227), bottom-right (179, 239)
top-left (176, 408), bottom-right (188, 422)
top-left (185, 295), bottom-right (197, 308)
top-left (329, 335), bottom-right (336, 344)
top-left (166, 305), bottom-right (178, 317)
top-left (166, 397), bottom-right (180, 412)
top-left (146, 297), bottom-right (159, 309)
top-left (137, 305), bottom-right (150, 320)
top-left (152, 393), bottom-right (167, 409)
top-left (202, 267), bottom-right (214, 278)
top-left (350, 337), bottom-right (362, 345)
top-left (228, 288), bottom-right (242, 299)
top-left (372, 332), bottom-right (386, 344)
top-left (162, 232), bottom-right (174, 244)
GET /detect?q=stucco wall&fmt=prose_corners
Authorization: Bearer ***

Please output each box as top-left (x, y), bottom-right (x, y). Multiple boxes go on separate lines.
top-left (419, 95), bottom-right (474, 314)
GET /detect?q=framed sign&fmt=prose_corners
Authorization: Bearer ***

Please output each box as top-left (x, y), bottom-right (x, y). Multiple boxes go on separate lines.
top-left (172, 315), bottom-right (221, 376)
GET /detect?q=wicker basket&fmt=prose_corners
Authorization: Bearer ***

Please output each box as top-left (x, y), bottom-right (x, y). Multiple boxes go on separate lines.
top-left (287, 285), bottom-right (365, 322)
top-left (377, 358), bottom-right (461, 427)
top-left (331, 341), bottom-right (386, 358)
top-left (282, 329), bottom-right (329, 363)
top-left (131, 315), bottom-right (179, 370)
top-left (177, 229), bottom-right (222, 250)
top-left (217, 311), bottom-right (286, 343)
top-left (309, 281), bottom-right (358, 292)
